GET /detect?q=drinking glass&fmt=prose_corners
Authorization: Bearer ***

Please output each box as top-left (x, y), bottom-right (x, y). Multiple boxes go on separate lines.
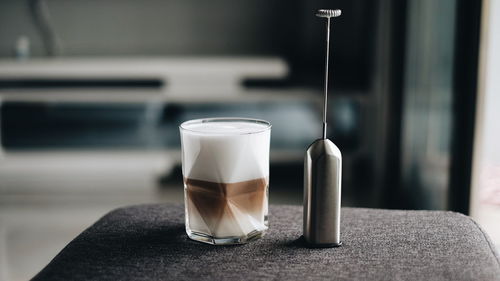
top-left (179, 117), bottom-right (271, 245)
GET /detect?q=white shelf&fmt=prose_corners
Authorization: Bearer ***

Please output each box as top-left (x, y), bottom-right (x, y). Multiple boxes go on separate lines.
top-left (0, 57), bottom-right (289, 100)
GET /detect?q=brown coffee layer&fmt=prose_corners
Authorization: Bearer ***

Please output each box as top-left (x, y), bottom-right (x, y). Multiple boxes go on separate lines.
top-left (185, 177), bottom-right (268, 236)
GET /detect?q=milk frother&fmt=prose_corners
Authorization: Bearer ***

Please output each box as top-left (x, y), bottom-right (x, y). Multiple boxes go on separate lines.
top-left (303, 9), bottom-right (342, 247)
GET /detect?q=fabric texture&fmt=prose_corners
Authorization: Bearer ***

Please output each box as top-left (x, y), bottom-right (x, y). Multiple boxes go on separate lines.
top-left (33, 204), bottom-right (500, 281)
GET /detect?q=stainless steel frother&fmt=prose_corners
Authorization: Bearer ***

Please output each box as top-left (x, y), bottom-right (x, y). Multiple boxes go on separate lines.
top-left (303, 9), bottom-right (342, 247)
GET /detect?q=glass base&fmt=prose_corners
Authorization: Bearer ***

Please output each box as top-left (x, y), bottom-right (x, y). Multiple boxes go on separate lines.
top-left (187, 229), bottom-right (265, 245)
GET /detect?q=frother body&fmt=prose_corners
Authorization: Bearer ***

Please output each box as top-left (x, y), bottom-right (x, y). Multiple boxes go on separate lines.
top-left (303, 139), bottom-right (342, 246)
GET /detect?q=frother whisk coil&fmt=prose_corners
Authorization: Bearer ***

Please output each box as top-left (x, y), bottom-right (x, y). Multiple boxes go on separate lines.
top-left (316, 9), bottom-right (341, 18)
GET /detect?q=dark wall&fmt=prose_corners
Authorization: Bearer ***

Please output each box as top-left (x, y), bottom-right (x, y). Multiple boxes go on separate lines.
top-left (0, 0), bottom-right (377, 91)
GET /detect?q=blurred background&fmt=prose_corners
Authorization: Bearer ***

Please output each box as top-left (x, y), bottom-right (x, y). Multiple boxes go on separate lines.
top-left (0, 0), bottom-right (499, 280)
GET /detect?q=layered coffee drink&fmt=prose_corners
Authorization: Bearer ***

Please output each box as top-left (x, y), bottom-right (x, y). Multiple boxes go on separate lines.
top-left (180, 118), bottom-right (270, 245)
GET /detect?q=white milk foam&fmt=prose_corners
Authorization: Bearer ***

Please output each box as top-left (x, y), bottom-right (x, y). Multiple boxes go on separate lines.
top-left (181, 121), bottom-right (270, 183)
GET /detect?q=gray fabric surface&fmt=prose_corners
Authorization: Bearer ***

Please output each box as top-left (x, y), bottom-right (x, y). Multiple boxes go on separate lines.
top-left (33, 204), bottom-right (500, 281)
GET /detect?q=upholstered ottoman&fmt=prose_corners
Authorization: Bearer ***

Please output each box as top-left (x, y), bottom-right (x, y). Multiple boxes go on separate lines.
top-left (33, 204), bottom-right (500, 280)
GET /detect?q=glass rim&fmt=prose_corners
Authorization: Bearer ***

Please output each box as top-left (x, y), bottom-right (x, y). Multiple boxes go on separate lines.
top-left (179, 117), bottom-right (272, 135)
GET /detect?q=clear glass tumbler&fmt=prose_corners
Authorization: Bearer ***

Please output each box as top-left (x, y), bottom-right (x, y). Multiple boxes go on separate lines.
top-left (180, 117), bottom-right (271, 245)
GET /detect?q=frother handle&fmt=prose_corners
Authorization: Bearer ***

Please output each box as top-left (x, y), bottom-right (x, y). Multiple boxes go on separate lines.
top-left (303, 139), bottom-right (342, 246)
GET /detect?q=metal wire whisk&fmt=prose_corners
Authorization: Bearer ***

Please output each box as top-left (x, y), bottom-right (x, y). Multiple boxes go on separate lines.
top-left (316, 9), bottom-right (341, 139)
